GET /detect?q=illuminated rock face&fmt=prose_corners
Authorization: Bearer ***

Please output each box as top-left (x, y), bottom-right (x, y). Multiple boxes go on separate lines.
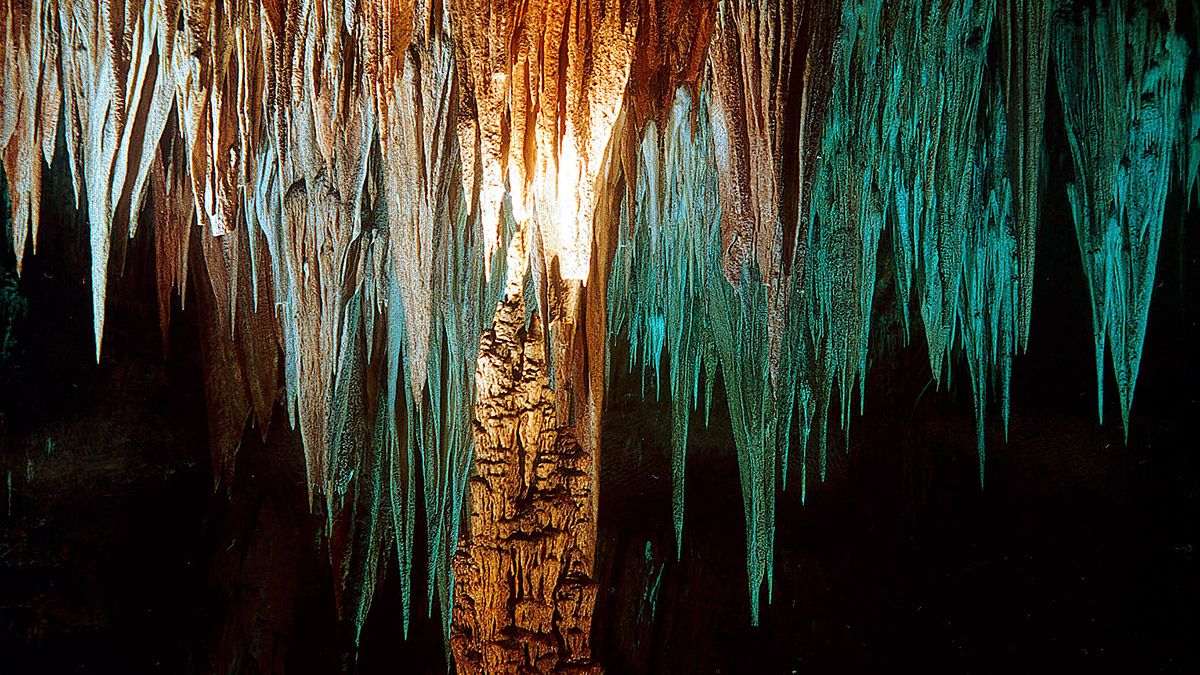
top-left (452, 291), bottom-right (600, 673)
top-left (2, 0), bottom-right (1196, 670)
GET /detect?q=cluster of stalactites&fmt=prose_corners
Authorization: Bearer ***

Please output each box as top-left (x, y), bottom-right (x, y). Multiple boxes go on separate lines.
top-left (607, 0), bottom-right (1195, 626)
top-left (450, 0), bottom-right (635, 285)
top-left (611, 85), bottom-right (805, 625)
top-left (4, 0), bottom-right (1198, 641)
top-left (0, 0), bottom-right (511, 645)
top-left (3, 0), bottom-right (654, 648)
top-left (1054, 0), bottom-right (1189, 437)
top-left (822, 0), bottom-right (1017, 482)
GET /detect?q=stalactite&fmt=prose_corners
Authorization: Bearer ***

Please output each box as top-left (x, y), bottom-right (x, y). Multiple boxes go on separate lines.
top-left (806, 0), bottom-right (894, 482)
top-left (609, 87), bottom-right (720, 559)
top-left (603, 0), bottom-right (715, 561)
top-left (0, 0), bottom-right (60, 271)
top-left (1187, 68), bottom-right (1200, 205)
top-left (705, 0), bottom-right (837, 411)
top-left (957, 82), bottom-right (1017, 484)
top-left (450, 0), bottom-right (635, 284)
top-left (697, 0), bottom-right (838, 623)
top-left (1054, 0), bottom-right (1188, 434)
top-left (150, 126), bottom-right (193, 351)
top-left (890, 0), bottom-right (995, 382)
top-left (611, 82), bottom-right (810, 623)
top-left (998, 0), bottom-right (1051, 349)
top-left (193, 209), bottom-right (281, 487)
top-left (625, 0), bottom-right (714, 132)
top-left (706, 0), bottom-right (836, 285)
top-left (706, 262), bottom-right (791, 624)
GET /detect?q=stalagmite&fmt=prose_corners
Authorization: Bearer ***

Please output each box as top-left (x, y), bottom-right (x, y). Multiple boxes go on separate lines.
top-left (451, 287), bottom-right (601, 673)
top-left (448, 0), bottom-right (639, 663)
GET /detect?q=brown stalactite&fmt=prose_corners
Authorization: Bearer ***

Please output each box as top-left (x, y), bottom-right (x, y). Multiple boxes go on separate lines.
top-left (626, 0), bottom-right (716, 133)
top-left (0, 0), bottom-right (61, 270)
top-left (193, 195), bottom-right (281, 487)
top-left (707, 0), bottom-right (837, 286)
top-left (451, 289), bottom-right (600, 674)
top-left (705, 0), bottom-right (836, 389)
top-left (150, 128), bottom-right (194, 352)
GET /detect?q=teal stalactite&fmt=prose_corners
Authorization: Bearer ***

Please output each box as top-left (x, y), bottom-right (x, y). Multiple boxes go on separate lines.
top-left (806, 0), bottom-right (895, 484)
top-left (999, 0), bottom-right (1052, 351)
top-left (609, 88), bottom-right (721, 561)
top-left (889, 0), bottom-right (995, 383)
top-left (957, 82), bottom-right (1017, 486)
top-left (1053, 0), bottom-right (1188, 436)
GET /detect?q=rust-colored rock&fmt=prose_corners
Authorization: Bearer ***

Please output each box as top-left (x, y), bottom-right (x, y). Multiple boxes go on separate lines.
top-left (706, 0), bottom-right (836, 391)
top-left (707, 0), bottom-right (836, 285)
top-left (626, 0), bottom-right (715, 133)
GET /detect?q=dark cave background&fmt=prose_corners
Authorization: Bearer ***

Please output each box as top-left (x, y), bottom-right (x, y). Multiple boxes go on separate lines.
top-left (2, 81), bottom-right (1199, 675)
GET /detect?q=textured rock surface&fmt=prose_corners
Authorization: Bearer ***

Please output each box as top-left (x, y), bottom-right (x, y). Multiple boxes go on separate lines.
top-left (452, 292), bottom-right (599, 674)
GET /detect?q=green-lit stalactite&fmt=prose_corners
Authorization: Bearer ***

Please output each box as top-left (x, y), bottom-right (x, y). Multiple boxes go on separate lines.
top-left (706, 262), bottom-right (787, 622)
top-left (806, 0), bottom-right (894, 485)
top-left (999, 0), bottom-right (1052, 350)
top-left (957, 83), bottom-right (1017, 485)
top-left (1187, 69), bottom-right (1200, 206)
top-left (609, 89), bottom-right (721, 560)
top-left (610, 87), bottom-right (804, 622)
top-left (890, 0), bottom-right (995, 383)
top-left (1054, 0), bottom-right (1188, 436)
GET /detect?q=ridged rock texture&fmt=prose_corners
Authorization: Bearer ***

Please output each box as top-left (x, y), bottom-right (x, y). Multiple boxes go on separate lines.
top-left (2, 0), bottom-right (1198, 671)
